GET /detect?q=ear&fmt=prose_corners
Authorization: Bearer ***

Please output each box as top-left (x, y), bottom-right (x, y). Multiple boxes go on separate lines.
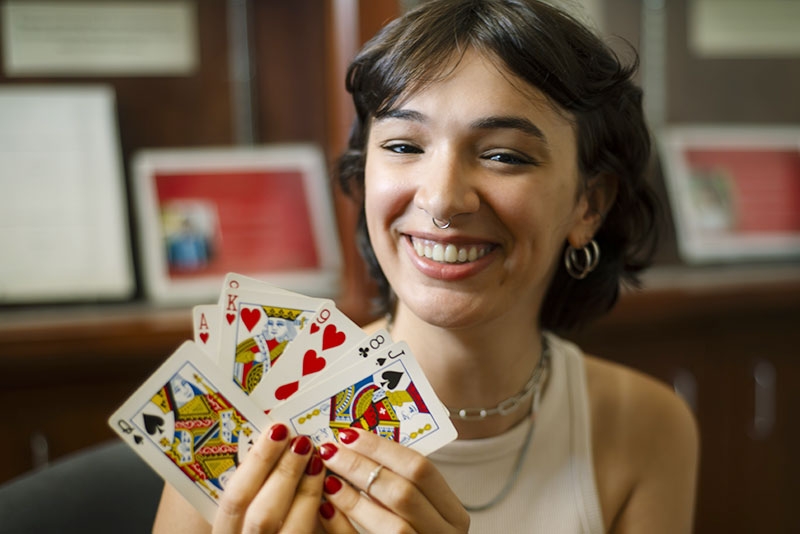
top-left (567, 173), bottom-right (618, 248)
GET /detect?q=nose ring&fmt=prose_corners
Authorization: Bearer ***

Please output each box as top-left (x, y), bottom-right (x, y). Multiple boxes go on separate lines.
top-left (432, 217), bottom-right (452, 229)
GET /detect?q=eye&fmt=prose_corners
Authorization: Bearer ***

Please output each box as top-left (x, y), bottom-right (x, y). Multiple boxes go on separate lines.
top-left (382, 142), bottom-right (423, 154)
top-left (483, 151), bottom-right (537, 166)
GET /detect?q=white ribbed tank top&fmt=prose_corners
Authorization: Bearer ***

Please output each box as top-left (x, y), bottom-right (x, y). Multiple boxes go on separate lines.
top-left (429, 333), bottom-right (605, 533)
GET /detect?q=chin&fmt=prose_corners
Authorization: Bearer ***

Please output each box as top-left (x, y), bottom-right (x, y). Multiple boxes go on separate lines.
top-left (397, 287), bottom-right (489, 330)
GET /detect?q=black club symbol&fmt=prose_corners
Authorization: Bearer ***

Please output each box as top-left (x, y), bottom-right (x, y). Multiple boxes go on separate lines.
top-left (359, 347), bottom-right (370, 358)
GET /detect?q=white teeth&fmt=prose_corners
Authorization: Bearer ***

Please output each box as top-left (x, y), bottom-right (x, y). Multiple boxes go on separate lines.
top-left (444, 244), bottom-right (458, 262)
top-left (411, 238), bottom-right (491, 264)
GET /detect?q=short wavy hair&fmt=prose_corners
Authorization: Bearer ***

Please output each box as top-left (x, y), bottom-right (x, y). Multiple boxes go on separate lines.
top-left (337, 0), bottom-right (659, 331)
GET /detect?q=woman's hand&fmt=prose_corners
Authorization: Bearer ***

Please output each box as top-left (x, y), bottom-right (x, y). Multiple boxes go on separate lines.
top-left (212, 422), bottom-right (325, 534)
top-left (317, 428), bottom-right (470, 534)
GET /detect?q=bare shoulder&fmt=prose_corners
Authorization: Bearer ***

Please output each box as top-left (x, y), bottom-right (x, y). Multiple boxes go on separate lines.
top-left (583, 355), bottom-right (699, 533)
top-left (583, 355), bottom-right (698, 447)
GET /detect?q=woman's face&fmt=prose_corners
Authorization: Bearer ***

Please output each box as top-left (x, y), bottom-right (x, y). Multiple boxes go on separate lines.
top-left (364, 49), bottom-right (599, 329)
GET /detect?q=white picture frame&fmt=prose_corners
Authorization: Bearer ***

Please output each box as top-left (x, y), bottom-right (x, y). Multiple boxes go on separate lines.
top-left (132, 145), bottom-right (342, 304)
top-left (0, 85), bottom-right (135, 303)
top-left (658, 125), bottom-right (800, 264)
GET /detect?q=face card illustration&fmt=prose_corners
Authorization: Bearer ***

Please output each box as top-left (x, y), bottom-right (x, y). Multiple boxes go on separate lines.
top-left (219, 287), bottom-right (324, 395)
top-left (270, 342), bottom-right (457, 457)
top-left (251, 303), bottom-right (366, 411)
top-left (193, 304), bottom-right (219, 360)
top-left (108, 341), bottom-right (270, 524)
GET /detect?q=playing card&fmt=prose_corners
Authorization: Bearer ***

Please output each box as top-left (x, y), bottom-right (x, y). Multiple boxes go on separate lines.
top-left (192, 304), bottom-right (219, 360)
top-left (108, 341), bottom-right (269, 524)
top-left (250, 302), bottom-right (366, 411)
top-left (301, 328), bottom-right (393, 390)
top-left (269, 341), bottom-right (457, 456)
top-left (219, 285), bottom-right (325, 395)
top-left (218, 272), bottom-right (302, 306)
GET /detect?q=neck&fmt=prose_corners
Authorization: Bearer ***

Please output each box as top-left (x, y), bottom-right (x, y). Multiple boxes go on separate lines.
top-left (389, 304), bottom-right (544, 439)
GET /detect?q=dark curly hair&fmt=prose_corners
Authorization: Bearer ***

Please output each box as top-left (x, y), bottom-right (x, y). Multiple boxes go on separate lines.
top-left (337, 0), bottom-right (659, 331)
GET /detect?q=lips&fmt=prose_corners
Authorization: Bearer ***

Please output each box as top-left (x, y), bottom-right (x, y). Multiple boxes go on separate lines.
top-left (409, 236), bottom-right (494, 264)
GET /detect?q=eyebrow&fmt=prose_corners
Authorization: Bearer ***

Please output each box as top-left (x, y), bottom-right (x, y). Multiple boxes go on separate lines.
top-left (375, 110), bottom-right (548, 145)
top-left (470, 116), bottom-right (548, 144)
top-left (376, 108), bottom-right (427, 123)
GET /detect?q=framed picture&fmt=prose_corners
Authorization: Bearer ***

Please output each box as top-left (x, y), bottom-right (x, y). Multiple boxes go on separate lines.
top-left (133, 145), bottom-right (342, 304)
top-left (0, 85), bottom-right (135, 303)
top-left (658, 125), bottom-right (800, 263)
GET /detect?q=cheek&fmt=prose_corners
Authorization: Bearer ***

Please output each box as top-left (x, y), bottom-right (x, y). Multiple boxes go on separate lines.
top-left (364, 163), bottom-right (399, 264)
top-left (364, 158), bottom-right (412, 233)
top-left (502, 184), bottom-right (579, 254)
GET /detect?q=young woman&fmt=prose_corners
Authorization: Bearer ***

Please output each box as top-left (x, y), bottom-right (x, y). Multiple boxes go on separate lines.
top-left (154, 1), bottom-right (699, 532)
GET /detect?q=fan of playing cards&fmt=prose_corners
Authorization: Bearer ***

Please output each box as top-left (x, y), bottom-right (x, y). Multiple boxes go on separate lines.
top-left (108, 273), bottom-right (457, 523)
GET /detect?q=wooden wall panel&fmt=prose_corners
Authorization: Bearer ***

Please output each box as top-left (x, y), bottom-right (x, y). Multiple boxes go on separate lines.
top-left (0, 1), bottom-right (235, 164)
top-left (250, 0), bottom-right (327, 146)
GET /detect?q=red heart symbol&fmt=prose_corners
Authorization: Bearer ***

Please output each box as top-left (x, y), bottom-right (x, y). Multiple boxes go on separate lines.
top-left (226, 313), bottom-right (235, 325)
top-left (240, 307), bottom-right (261, 332)
top-left (310, 323), bottom-right (320, 334)
top-left (275, 381), bottom-right (299, 400)
top-left (302, 349), bottom-right (326, 376)
top-left (199, 333), bottom-right (209, 344)
top-left (322, 325), bottom-right (346, 351)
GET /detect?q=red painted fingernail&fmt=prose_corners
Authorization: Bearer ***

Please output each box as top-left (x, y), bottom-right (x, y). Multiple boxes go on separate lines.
top-left (269, 423), bottom-right (288, 441)
top-left (306, 453), bottom-right (323, 476)
top-left (319, 501), bottom-right (335, 520)
top-left (319, 443), bottom-right (338, 460)
top-left (324, 475), bottom-right (342, 495)
top-left (338, 428), bottom-right (359, 444)
top-left (290, 435), bottom-right (312, 455)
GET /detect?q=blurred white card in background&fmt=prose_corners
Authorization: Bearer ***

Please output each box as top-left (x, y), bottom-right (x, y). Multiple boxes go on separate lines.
top-left (1, 1), bottom-right (197, 76)
top-left (0, 86), bottom-right (135, 303)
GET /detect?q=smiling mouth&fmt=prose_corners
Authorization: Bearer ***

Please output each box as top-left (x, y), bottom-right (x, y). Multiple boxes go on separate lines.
top-left (409, 236), bottom-right (495, 264)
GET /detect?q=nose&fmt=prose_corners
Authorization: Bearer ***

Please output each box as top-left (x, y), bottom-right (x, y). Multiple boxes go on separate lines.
top-left (413, 150), bottom-right (480, 222)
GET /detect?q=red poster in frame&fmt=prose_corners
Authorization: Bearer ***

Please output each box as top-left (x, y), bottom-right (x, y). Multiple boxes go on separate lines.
top-left (133, 145), bottom-right (341, 303)
top-left (659, 126), bottom-right (800, 263)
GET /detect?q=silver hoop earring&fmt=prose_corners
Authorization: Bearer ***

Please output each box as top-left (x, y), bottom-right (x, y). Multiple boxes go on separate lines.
top-left (432, 217), bottom-right (452, 229)
top-left (564, 239), bottom-right (600, 280)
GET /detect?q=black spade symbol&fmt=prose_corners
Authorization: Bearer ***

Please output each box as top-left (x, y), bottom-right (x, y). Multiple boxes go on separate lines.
top-left (376, 357), bottom-right (387, 366)
top-left (143, 413), bottom-right (165, 435)
top-left (381, 370), bottom-right (403, 390)
top-left (134, 435), bottom-right (143, 445)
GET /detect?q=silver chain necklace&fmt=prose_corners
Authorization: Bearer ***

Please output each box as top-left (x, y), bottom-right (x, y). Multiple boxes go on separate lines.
top-left (452, 340), bottom-right (550, 512)
top-left (383, 313), bottom-right (550, 511)
top-left (446, 338), bottom-right (550, 420)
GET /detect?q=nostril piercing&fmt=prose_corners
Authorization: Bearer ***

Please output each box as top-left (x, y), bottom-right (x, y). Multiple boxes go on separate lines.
top-left (433, 217), bottom-right (452, 229)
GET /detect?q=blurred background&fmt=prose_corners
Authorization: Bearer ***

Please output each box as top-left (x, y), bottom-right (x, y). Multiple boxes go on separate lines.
top-left (0, 1), bottom-right (798, 532)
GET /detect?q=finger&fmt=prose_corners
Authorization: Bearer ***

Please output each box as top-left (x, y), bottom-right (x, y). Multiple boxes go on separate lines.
top-left (335, 428), bottom-right (469, 528)
top-left (319, 441), bottom-right (444, 531)
top-left (213, 423), bottom-right (291, 534)
top-left (318, 499), bottom-right (359, 534)
top-left (322, 474), bottom-right (413, 533)
top-left (242, 434), bottom-right (315, 532)
top-left (281, 450), bottom-right (326, 533)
